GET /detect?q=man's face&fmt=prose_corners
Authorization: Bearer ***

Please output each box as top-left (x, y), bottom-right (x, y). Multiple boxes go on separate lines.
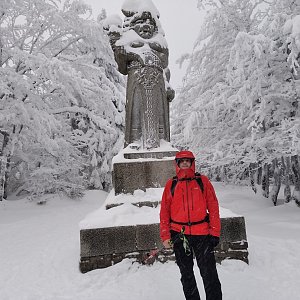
top-left (178, 158), bottom-right (192, 169)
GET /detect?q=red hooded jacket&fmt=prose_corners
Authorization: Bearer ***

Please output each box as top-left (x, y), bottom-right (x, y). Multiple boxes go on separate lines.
top-left (160, 152), bottom-right (221, 241)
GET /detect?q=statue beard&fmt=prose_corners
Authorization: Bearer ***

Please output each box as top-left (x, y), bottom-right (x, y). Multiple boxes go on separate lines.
top-left (134, 26), bottom-right (154, 39)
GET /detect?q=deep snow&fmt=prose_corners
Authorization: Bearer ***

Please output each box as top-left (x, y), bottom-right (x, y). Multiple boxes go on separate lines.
top-left (1, 184), bottom-right (300, 300)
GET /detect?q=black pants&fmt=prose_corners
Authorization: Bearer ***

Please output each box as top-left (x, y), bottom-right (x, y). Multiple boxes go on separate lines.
top-left (171, 231), bottom-right (222, 300)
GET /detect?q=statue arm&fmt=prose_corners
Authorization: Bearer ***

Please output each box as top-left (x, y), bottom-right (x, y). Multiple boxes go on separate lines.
top-left (114, 45), bottom-right (146, 75)
top-left (105, 29), bottom-right (129, 75)
top-left (114, 46), bottom-right (129, 75)
top-left (164, 67), bottom-right (175, 102)
top-left (160, 47), bottom-right (169, 69)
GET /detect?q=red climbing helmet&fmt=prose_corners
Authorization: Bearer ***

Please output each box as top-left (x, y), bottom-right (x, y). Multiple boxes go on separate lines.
top-left (175, 150), bottom-right (195, 165)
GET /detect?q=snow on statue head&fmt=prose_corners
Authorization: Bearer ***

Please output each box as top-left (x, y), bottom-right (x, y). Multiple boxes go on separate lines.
top-left (121, 0), bottom-right (163, 39)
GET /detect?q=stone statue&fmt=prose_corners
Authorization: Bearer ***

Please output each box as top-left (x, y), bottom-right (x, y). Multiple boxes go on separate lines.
top-left (103, 0), bottom-right (175, 149)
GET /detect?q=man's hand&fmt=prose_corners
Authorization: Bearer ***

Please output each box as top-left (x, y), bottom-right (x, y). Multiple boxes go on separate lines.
top-left (163, 239), bottom-right (172, 249)
top-left (209, 235), bottom-right (220, 248)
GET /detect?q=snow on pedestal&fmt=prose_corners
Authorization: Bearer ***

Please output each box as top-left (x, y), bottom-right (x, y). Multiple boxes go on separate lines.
top-left (80, 188), bottom-right (239, 230)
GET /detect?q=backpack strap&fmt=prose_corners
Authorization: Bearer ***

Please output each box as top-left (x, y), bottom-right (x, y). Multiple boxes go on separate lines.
top-left (170, 176), bottom-right (178, 197)
top-left (170, 173), bottom-right (204, 197)
top-left (195, 172), bottom-right (204, 193)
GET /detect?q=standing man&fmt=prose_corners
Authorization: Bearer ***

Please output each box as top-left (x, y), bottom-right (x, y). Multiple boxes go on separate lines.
top-left (160, 150), bottom-right (222, 300)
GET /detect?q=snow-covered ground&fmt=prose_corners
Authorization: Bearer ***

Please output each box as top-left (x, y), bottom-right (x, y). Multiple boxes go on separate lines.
top-left (1, 183), bottom-right (300, 300)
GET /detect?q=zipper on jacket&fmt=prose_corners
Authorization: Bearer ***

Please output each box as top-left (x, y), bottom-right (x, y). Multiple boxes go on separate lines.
top-left (191, 186), bottom-right (194, 210)
top-left (186, 181), bottom-right (191, 235)
top-left (182, 193), bottom-right (185, 211)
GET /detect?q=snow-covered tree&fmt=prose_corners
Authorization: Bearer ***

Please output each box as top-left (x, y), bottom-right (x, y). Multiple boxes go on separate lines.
top-left (0, 0), bottom-right (125, 199)
top-left (173, 0), bottom-right (266, 165)
top-left (172, 0), bottom-right (300, 206)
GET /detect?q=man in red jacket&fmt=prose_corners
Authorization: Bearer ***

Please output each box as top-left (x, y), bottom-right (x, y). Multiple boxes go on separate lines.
top-left (160, 150), bottom-right (222, 300)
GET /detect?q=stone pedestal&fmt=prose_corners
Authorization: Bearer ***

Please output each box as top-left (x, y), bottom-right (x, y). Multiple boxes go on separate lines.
top-left (111, 145), bottom-right (177, 197)
top-left (113, 158), bottom-right (175, 195)
top-left (79, 217), bottom-right (248, 273)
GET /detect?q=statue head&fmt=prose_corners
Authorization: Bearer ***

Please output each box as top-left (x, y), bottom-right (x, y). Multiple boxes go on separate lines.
top-left (131, 11), bottom-right (157, 39)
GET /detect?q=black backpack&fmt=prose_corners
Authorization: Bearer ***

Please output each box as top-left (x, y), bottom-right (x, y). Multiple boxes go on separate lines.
top-left (170, 172), bottom-right (204, 197)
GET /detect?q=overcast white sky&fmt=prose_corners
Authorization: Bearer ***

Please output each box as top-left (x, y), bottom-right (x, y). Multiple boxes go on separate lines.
top-left (84, 0), bottom-right (204, 90)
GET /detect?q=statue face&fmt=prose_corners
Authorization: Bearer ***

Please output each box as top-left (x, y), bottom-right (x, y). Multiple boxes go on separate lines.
top-left (133, 12), bottom-right (156, 39)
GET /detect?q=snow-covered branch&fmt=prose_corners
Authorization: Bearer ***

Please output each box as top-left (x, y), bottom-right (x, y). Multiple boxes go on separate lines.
top-left (0, 0), bottom-right (125, 198)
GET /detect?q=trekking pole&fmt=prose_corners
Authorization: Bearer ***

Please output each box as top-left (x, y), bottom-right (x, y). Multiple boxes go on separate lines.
top-left (142, 248), bottom-right (162, 265)
top-left (142, 241), bottom-right (173, 265)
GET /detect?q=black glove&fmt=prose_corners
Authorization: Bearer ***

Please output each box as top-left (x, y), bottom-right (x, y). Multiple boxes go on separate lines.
top-left (209, 235), bottom-right (220, 248)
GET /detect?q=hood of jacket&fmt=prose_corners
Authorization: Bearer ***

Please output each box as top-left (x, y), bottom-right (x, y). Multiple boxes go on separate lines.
top-left (175, 150), bottom-right (196, 179)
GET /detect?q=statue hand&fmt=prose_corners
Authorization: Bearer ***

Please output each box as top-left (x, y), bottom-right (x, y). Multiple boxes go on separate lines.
top-left (114, 46), bottom-right (126, 56)
top-left (131, 41), bottom-right (144, 48)
top-left (128, 52), bottom-right (144, 66)
top-left (149, 42), bottom-right (161, 52)
top-left (109, 33), bottom-right (121, 51)
top-left (167, 87), bottom-right (175, 102)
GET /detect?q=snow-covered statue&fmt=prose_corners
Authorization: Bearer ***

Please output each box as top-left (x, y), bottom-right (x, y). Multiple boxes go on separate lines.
top-left (103, 0), bottom-right (175, 149)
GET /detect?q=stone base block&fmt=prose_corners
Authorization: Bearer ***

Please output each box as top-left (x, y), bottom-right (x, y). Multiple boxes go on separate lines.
top-left (113, 158), bottom-right (175, 195)
top-left (79, 217), bottom-right (248, 273)
top-left (124, 151), bottom-right (177, 159)
top-left (80, 225), bottom-right (137, 257)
